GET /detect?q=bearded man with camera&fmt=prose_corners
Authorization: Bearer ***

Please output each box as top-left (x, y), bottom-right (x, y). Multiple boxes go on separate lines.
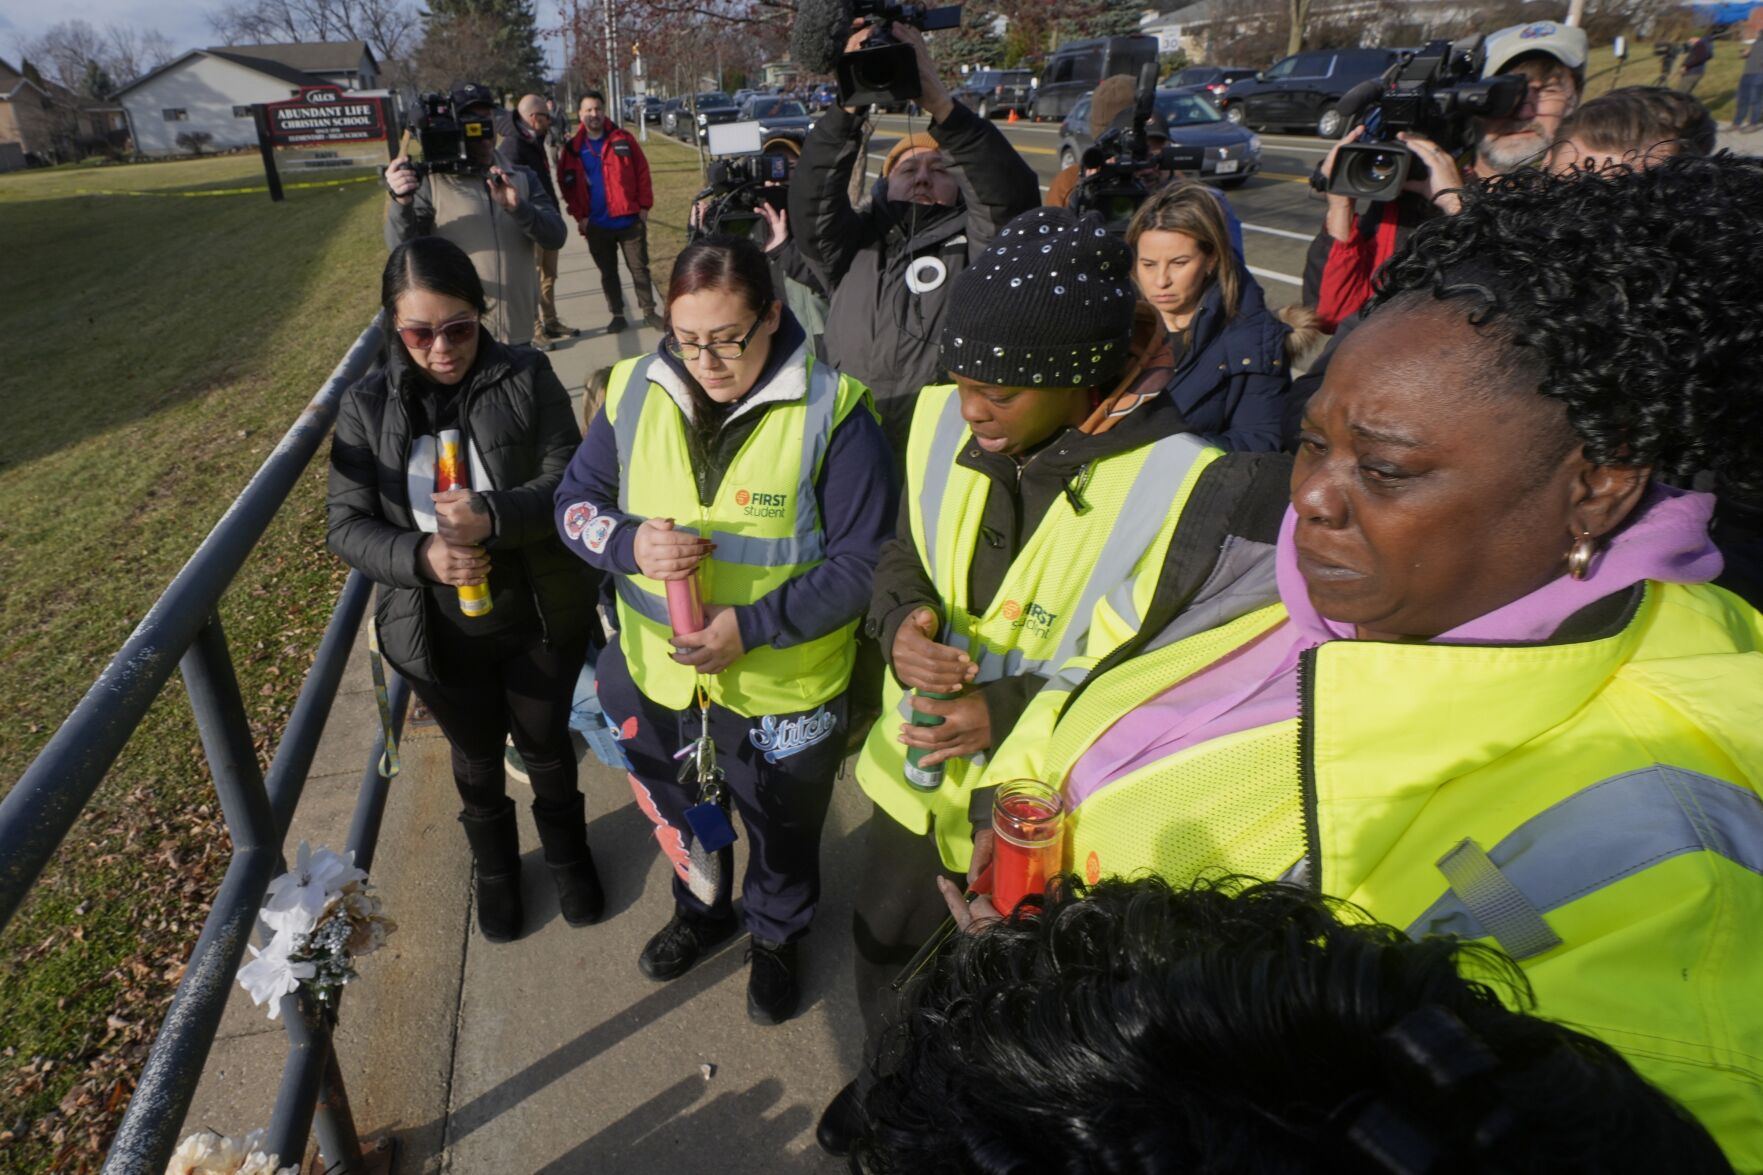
top-left (384, 81), bottom-right (568, 345)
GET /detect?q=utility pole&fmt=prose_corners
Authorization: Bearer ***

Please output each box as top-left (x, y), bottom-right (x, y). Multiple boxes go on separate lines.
top-left (1565, 0), bottom-right (1586, 27)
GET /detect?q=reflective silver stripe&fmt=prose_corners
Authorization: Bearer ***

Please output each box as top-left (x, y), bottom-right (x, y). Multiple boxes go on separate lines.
top-left (1407, 765), bottom-right (1763, 958)
top-left (1433, 839), bottom-right (1563, 961)
top-left (611, 355), bottom-right (662, 515)
top-left (1104, 579), bottom-right (1140, 632)
top-left (614, 575), bottom-right (672, 626)
top-left (1043, 432), bottom-right (1210, 669)
top-left (712, 532), bottom-right (824, 566)
top-left (916, 391), bottom-right (969, 585)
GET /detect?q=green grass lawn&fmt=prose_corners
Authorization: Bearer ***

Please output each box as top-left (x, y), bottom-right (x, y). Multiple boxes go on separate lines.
top-left (0, 140), bottom-right (707, 1172)
top-left (1582, 40), bottom-right (1749, 124)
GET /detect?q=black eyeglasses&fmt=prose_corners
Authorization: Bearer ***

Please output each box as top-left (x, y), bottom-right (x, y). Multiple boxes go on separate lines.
top-left (664, 316), bottom-right (762, 362)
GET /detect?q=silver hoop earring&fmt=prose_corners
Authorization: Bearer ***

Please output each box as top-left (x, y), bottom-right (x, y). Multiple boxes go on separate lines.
top-left (1567, 532), bottom-right (1598, 580)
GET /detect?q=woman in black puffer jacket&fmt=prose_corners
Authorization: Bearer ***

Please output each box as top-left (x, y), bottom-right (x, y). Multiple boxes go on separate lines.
top-left (328, 235), bottom-right (601, 943)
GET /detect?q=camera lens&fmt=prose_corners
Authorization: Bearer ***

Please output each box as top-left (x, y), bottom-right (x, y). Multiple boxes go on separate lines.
top-left (1365, 152), bottom-right (1399, 183)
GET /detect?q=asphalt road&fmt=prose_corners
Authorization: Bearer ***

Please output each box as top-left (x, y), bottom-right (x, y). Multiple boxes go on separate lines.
top-left (866, 113), bottom-right (1333, 311)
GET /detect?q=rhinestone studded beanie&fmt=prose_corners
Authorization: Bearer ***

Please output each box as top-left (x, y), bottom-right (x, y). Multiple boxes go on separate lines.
top-left (940, 207), bottom-right (1138, 389)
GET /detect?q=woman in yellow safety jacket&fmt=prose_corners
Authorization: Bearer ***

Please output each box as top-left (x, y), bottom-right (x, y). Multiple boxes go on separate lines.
top-left (552, 234), bottom-right (891, 1026)
top-left (968, 158), bottom-right (1763, 1167)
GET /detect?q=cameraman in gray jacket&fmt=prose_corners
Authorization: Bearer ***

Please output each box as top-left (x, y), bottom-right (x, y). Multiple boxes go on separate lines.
top-left (385, 82), bottom-right (568, 345)
top-left (789, 24), bottom-right (1041, 454)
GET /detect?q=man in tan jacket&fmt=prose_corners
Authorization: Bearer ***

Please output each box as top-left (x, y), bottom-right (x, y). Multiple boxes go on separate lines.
top-left (384, 82), bottom-right (568, 344)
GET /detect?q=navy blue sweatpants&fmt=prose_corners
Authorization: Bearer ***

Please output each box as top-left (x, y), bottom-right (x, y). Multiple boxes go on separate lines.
top-left (595, 640), bottom-right (845, 944)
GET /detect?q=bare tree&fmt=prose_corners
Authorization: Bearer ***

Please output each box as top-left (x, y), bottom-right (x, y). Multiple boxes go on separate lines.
top-left (22, 19), bottom-right (179, 89)
top-left (1286, 0), bottom-right (1312, 56)
top-left (207, 0), bottom-right (419, 64)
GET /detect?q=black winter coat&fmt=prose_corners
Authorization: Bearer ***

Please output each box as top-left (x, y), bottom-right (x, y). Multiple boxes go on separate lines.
top-left (1162, 275), bottom-right (1293, 453)
top-left (326, 332), bottom-right (593, 683)
top-left (789, 101), bottom-right (1041, 450)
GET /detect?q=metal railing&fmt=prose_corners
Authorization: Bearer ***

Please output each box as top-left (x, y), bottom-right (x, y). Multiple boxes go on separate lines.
top-left (0, 315), bottom-right (407, 1174)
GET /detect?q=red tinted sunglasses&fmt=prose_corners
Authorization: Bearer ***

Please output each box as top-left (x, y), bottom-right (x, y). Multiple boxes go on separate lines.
top-left (396, 316), bottom-right (478, 350)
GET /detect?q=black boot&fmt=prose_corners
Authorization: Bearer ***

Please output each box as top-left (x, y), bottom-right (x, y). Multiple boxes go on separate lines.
top-left (746, 936), bottom-right (801, 1025)
top-left (458, 801), bottom-right (524, 943)
top-left (531, 793), bottom-right (605, 927)
top-left (639, 909), bottom-right (738, 980)
top-left (816, 1080), bottom-right (866, 1157)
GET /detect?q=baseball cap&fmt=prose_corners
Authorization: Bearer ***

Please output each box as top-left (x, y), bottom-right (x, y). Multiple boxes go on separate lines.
top-left (1483, 22), bottom-right (1589, 77)
top-left (449, 81), bottom-right (497, 113)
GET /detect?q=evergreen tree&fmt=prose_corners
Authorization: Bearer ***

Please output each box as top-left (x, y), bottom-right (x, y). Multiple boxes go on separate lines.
top-left (81, 60), bottom-right (116, 101)
top-left (420, 0), bottom-right (548, 95)
top-left (928, 5), bottom-right (1006, 72)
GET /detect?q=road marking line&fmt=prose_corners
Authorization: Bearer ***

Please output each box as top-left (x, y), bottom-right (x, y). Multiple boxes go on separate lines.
top-left (1247, 264), bottom-right (1303, 286)
top-left (1241, 222), bottom-right (1313, 241)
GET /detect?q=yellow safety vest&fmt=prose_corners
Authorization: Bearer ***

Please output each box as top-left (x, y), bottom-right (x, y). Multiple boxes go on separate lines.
top-left (605, 351), bottom-right (873, 716)
top-left (1002, 581), bottom-right (1763, 1169)
top-left (855, 382), bottom-right (1219, 871)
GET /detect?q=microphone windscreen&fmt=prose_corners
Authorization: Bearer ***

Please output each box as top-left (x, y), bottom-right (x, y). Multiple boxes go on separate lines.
top-left (791, 0), bottom-right (855, 76)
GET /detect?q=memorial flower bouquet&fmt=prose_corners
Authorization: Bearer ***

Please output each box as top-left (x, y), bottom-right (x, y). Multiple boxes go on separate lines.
top-left (236, 842), bottom-right (395, 1019)
top-left (164, 1128), bottom-right (296, 1175)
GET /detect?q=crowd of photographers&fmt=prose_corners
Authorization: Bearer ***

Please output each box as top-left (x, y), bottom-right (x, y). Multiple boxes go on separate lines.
top-left (355, 15), bottom-right (1763, 1172)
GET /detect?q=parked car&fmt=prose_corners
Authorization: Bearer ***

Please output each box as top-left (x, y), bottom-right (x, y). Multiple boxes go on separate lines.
top-left (740, 96), bottom-right (814, 141)
top-left (953, 68), bottom-right (1036, 118)
top-left (1215, 47), bottom-right (1401, 137)
top-left (1031, 35), bottom-right (1159, 122)
top-left (1058, 88), bottom-right (1261, 189)
top-left (661, 97), bottom-right (686, 135)
top-left (1167, 65), bottom-right (1258, 101)
top-left (684, 91), bottom-right (740, 142)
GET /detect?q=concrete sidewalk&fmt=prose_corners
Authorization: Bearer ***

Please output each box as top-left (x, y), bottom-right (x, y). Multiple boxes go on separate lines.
top-left (183, 230), bottom-right (862, 1174)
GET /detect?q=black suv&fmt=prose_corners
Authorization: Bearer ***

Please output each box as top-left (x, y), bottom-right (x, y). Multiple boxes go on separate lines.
top-left (1216, 47), bottom-right (1401, 137)
top-left (1168, 66), bottom-right (1258, 101)
top-left (953, 68), bottom-right (1035, 118)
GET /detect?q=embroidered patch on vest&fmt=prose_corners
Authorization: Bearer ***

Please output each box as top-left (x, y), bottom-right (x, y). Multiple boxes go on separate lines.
top-left (732, 488), bottom-right (788, 518)
top-left (749, 707), bottom-right (837, 763)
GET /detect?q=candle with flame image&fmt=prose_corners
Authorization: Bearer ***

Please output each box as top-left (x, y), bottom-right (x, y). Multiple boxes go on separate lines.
top-left (436, 429), bottom-right (492, 618)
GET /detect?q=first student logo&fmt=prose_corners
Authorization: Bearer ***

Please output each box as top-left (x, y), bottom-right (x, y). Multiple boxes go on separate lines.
top-left (732, 488), bottom-right (788, 518)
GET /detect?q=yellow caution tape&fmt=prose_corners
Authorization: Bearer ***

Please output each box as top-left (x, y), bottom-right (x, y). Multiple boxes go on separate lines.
top-left (67, 173), bottom-right (383, 198)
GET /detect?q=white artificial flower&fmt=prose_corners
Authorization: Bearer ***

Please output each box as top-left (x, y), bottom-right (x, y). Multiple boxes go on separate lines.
top-left (263, 843), bottom-right (366, 932)
top-left (237, 932), bottom-right (316, 1019)
top-left (165, 1129), bottom-right (225, 1174)
top-left (236, 1149), bottom-right (298, 1175)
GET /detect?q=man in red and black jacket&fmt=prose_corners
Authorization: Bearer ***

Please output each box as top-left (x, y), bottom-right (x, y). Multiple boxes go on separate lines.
top-left (1305, 21), bottom-right (1588, 333)
top-left (557, 90), bottom-right (661, 334)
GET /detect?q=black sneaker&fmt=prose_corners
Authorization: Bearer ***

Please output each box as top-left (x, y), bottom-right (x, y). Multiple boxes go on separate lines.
top-left (607, 314), bottom-right (629, 334)
top-left (544, 320), bottom-right (580, 339)
top-left (638, 910), bottom-right (736, 980)
top-left (816, 1080), bottom-right (865, 1157)
top-left (642, 311), bottom-right (666, 332)
top-left (746, 936), bottom-right (801, 1025)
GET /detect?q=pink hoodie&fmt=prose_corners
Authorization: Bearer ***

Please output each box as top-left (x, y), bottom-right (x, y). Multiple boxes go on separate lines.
top-left (1066, 486), bottom-right (1724, 809)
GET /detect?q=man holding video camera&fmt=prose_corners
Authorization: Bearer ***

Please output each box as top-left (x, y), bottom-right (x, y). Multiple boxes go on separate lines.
top-left (384, 81), bottom-right (568, 346)
top-left (789, 21), bottom-right (1041, 453)
top-left (1307, 22), bottom-right (1587, 332)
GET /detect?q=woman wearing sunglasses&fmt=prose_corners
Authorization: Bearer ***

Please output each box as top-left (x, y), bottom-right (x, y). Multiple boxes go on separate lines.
top-left (553, 234), bottom-right (892, 1025)
top-left (328, 235), bottom-right (603, 944)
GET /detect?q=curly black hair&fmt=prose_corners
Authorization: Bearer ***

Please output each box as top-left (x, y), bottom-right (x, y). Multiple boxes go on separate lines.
top-left (1371, 153), bottom-right (1763, 500)
top-left (860, 876), bottom-right (1731, 1174)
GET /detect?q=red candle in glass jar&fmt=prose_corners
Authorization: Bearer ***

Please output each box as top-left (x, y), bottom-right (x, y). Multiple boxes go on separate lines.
top-left (990, 780), bottom-right (1064, 914)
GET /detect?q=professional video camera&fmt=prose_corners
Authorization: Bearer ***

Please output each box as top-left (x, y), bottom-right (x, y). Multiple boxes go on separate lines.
top-left (410, 92), bottom-right (495, 177)
top-left (790, 0), bottom-right (963, 109)
top-left (1069, 65), bottom-right (1202, 234)
top-left (694, 153), bottom-right (792, 239)
top-left (691, 120), bottom-right (793, 240)
top-left (1327, 38), bottom-right (1526, 203)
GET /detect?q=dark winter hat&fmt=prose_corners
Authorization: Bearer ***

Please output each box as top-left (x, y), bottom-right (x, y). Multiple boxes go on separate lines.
top-left (940, 206), bottom-right (1137, 389)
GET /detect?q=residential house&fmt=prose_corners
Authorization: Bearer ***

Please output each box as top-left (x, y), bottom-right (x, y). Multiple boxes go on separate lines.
top-left (0, 57), bottom-right (128, 169)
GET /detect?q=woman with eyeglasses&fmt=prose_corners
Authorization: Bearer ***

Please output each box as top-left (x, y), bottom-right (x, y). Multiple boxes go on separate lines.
top-left (328, 235), bottom-right (603, 945)
top-left (553, 233), bottom-right (892, 1025)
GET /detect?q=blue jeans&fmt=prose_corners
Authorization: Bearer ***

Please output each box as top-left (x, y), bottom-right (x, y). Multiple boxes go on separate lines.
top-left (1738, 74), bottom-right (1763, 127)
